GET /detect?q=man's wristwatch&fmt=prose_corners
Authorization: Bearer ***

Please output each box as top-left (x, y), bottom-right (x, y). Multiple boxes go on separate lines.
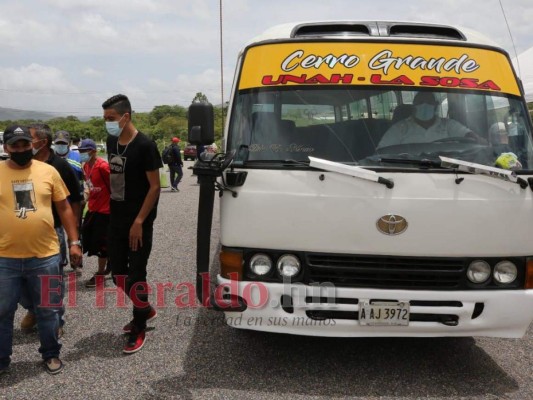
top-left (69, 240), bottom-right (82, 247)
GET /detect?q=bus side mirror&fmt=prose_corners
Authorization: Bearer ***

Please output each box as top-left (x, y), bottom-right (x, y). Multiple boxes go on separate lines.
top-left (188, 102), bottom-right (214, 145)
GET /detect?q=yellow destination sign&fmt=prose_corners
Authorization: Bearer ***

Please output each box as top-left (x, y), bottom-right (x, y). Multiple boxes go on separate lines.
top-left (239, 42), bottom-right (520, 95)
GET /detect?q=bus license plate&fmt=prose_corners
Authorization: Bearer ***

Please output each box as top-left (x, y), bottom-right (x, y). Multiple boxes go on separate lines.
top-left (359, 301), bottom-right (410, 326)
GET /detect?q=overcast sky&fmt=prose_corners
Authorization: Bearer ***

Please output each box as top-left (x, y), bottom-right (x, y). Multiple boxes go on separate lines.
top-left (0, 0), bottom-right (531, 117)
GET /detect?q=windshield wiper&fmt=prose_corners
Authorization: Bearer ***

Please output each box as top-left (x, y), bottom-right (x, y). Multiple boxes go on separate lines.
top-left (379, 157), bottom-right (443, 168)
top-left (283, 159), bottom-right (311, 167)
top-left (308, 156), bottom-right (394, 189)
top-left (439, 156), bottom-right (528, 189)
top-left (241, 159), bottom-right (312, 168)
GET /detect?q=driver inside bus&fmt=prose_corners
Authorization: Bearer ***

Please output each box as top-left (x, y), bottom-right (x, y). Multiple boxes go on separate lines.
top-left (377, 92), bottom-right (480, 149)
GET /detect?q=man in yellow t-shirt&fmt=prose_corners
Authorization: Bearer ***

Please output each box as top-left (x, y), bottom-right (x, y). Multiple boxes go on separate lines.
top-left (0, 125), bottom-right (81, 376)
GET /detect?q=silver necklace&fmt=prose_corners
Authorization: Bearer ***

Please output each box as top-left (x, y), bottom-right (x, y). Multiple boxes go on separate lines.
top-left (115, 132), bottom-right (137, 156)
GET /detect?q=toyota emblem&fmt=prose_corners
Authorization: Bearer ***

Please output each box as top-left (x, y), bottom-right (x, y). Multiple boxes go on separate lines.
top-left (376, 214), bottom-right (408, 235)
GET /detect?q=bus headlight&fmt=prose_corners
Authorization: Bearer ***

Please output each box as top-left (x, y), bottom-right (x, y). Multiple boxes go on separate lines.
top-left (249, 253), bottom-right (272, 276)
top-left (277, 254), bottom-right (301, 278)
top-left (467, 260), bottom-right (491, 283)
top-left (493, 261), bottom-right (517, 284)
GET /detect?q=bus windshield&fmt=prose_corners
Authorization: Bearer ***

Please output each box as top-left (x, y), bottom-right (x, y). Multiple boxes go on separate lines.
top-left (228, 87), bottom-right (533, 171)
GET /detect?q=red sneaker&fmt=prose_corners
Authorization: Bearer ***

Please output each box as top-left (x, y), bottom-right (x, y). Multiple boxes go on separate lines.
top-left (123, 330), bottom-right (146, 354)
top-left (122, 307), bottom-right (157, 333)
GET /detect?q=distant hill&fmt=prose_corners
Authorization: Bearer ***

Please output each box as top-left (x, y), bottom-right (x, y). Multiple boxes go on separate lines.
top-left (0, 107), bottom-right (59, 122)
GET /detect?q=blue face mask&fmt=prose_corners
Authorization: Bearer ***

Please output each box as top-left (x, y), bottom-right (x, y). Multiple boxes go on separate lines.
top-left (414, 104), bottom-right (436, 121)
top-left (55, 144), bottom-right (69, 156)
top-left (80, 152), bottom-right (90, 163)
top-left (105, 114), bottom-right (125, 137)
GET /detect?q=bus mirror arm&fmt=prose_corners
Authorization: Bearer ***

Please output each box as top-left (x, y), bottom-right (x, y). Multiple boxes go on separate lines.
top-left (195, 172), bottom-right (246, 311)
top-left (195, 173), bottom-right (217, 306)
top-left (194, 149), bottom-right (240, 307)
top-left (215, 180), bottom-right (239, 198)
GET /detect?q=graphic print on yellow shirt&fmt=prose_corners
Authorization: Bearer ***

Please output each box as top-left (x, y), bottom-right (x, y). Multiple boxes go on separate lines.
top-left (13, 181), bottom-right (37, 219)
top-left (0, 160), bottom-right (69, 258)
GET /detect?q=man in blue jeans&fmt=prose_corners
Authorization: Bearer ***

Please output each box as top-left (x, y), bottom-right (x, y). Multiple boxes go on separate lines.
top-left (18, 124), bottom-right (83, 337)
top-left (0, 125), bottom-right (81, 375)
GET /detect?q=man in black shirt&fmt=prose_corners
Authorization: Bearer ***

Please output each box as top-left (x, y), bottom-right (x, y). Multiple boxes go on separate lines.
top-left (103, 94), bottom-right (162, 354)
top-left (166, 137), bottom-right (184, 191)
top-left (19, 123), bottom-right (83, 337)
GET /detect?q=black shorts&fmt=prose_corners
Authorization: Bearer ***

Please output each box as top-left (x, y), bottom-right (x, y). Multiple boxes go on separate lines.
top-left (82, 211), bottom-right (110, 258)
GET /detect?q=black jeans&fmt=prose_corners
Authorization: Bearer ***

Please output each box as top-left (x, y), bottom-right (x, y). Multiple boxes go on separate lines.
top-left (108, 216), bottom-right (154, 331)
top-left (168, 164), bottom-right (183, 188)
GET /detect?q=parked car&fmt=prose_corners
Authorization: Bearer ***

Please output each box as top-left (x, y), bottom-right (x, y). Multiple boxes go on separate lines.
top-left (183, 143), bottom-right (196, 161)
top-left (183, 143), bottom-right (219, 160)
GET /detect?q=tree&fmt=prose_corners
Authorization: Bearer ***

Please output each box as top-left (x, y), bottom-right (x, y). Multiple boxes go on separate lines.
top-left (0, 96), bottom-right (226, 151)
top-left (155, 116), bottom-right (186, 139)
top-left (213, 104), bottom-right (228, 143)
top-left (150, 105), bottom-right (187, 124)
top-left (192, 92), bottom-right (209, 104)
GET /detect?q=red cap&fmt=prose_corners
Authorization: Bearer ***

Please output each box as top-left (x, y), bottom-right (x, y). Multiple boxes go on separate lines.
top-left (172, 137), bottom-right (180, 143)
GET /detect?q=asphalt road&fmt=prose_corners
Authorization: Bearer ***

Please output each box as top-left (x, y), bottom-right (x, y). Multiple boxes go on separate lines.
top-left (1, 160), bottom-right (532, 399)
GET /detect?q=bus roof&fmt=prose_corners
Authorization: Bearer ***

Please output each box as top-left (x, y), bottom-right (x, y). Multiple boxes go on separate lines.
top-left (244, 21), bottom-right (499, 49)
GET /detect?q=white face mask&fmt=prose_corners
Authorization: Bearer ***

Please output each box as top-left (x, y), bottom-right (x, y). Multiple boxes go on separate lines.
top-left (414, 104), bottom-right (436, 121)
top-left (31, 141), bottom-right (45, 155)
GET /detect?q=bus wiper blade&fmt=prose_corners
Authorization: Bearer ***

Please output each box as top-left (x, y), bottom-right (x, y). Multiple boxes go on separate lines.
top-left (308, 156), bottom-right (394, 189)
top-left (379, 157), bottom-right (442, 168)
top-left (439, 156), bottom-right (528, 189)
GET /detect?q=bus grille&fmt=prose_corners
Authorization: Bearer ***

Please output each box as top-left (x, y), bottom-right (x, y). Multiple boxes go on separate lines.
top-left (306, 254), bottom-right (465, 290)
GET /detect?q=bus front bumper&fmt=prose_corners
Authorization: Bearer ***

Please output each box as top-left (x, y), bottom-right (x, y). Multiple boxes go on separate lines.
top-left (215, 275), bottom-right (533, 338)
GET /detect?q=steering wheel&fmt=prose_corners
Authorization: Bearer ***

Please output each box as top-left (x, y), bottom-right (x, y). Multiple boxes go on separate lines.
top-left (432, 136), bottom-right (478, 144)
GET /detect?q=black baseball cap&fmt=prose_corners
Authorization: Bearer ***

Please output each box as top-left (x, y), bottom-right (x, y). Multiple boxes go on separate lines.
top-left (3, 125), bottom-right (32, 145)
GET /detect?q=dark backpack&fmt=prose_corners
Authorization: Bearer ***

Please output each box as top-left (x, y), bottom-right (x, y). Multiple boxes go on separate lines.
top-left (162, 145), bottom-right (175, 164)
